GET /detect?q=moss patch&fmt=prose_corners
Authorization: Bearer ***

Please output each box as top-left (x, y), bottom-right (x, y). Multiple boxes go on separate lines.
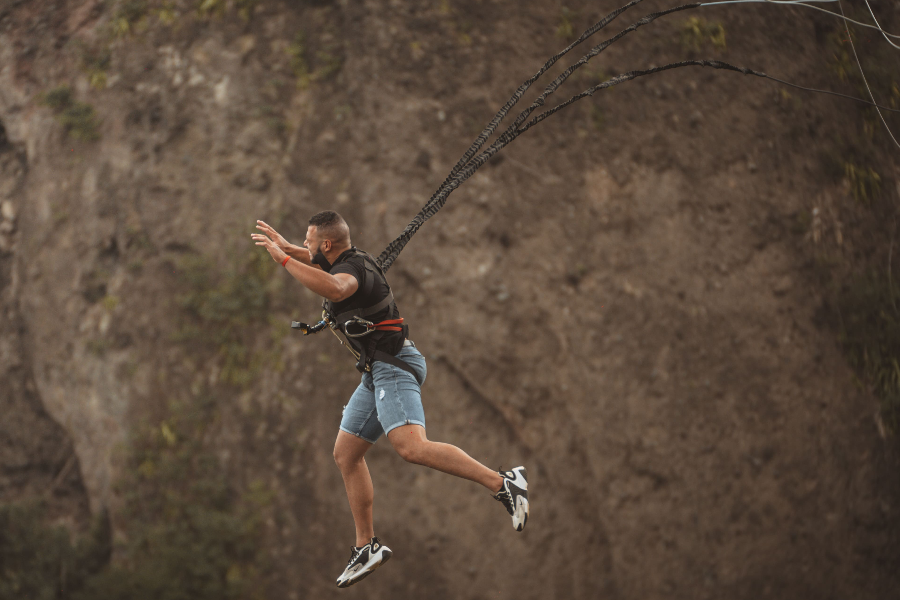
top-left (39, 86), bottom-right (101, 142)
top-left (556, 6), bottom-right (577, 41)
top-left (287, 31), bottom-right (344, 90)
top-left (680, 17), bottom-right (726, 52)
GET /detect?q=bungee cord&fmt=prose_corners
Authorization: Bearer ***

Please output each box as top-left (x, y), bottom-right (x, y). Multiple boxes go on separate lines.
top-left (377, 0), bottom-right (694, 270)
top-left (701, 0), bottom-right (900, 40)
top-left (837, 0), bottom-right (900, 150)
top-left (514, 59), bottom-right (900, 136)
top-left (375, 0), bottom-right (900, 271)
top-left (863, 0), bottom-right (900, 49)
top-left (374, 0), bottom-right (655, 272)
top-left (752, 74), bottom-right (900, 110)
top-left (439, 0), bottom-right (648, 181)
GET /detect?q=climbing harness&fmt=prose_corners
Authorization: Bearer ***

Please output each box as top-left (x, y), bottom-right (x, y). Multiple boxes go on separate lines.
top-left (291, 248), bottom-right (419, 380)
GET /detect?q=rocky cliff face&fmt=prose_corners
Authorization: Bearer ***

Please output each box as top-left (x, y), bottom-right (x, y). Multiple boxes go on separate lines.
top-left (0, 120), bottom-right (92, 528)
top-left (2, 0), bottom-right (899, 598)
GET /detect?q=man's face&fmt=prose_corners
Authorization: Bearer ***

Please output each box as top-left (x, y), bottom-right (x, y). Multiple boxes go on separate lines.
top-left (304, 225), bottom-right (328, 257)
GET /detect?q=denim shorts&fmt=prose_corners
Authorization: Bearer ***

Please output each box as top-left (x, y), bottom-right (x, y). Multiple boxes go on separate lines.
top-left (339, 343), bottom-right (428, 444)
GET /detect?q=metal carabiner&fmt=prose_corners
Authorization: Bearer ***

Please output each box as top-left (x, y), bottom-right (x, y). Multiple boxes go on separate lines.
top-left (343, 316), bottom-right (375, 338)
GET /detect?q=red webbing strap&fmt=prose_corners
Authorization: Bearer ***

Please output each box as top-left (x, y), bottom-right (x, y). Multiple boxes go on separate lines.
top-left (372, 317), bottom-right (404, 332)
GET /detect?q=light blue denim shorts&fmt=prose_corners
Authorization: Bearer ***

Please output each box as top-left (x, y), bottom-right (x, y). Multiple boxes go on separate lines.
top-left (339, 343), bottom-right (427, 444)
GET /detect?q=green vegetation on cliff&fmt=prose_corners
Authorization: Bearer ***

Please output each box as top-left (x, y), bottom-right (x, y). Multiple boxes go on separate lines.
top-left (0, 398), bottom-right (269, 600)
top-left (79, 397), bottom-right (270, 600)
top-left (0, 503), bottom-right (110, 600)
top-left (39, 86), bottom-right (101, 142)
top-left (175, 245), bottom-right (288, 387)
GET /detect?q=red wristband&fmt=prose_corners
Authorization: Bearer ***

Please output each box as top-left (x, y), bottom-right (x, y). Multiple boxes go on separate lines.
top-left (281, 256), bottom-right (290, 267)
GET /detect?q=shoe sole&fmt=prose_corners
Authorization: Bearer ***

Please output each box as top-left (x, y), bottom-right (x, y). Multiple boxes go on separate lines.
top-left (515, 499), bottom-right (528, 531)
top-left (513, 467), bottom-right (528, 532)
top-left (337, 549), bottom-right (392, 588)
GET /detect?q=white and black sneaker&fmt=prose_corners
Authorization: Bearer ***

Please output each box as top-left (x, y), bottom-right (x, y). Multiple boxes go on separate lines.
top-left (492, 466), bottom-right (529, 532)
top-left (335, 536), bottom-right (392, 589)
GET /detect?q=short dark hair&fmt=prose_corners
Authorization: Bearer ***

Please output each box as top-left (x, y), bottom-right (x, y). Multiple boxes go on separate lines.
top-left (308, 210), bottom-right (350, 245)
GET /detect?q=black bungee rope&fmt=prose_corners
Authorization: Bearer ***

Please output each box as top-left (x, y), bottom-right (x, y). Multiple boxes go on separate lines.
top-left (375, 0), bottom-right (900, 272)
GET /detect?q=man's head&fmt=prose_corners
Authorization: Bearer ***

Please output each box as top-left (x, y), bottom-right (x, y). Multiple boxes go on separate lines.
top-left (305, 210), bottom-right (351, 270)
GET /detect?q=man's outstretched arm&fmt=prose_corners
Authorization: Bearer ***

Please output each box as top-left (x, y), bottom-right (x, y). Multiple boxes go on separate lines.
top-left (285, 261), bottom-right (358, 302)
top-left (253, 231), bottom-right (358, 302)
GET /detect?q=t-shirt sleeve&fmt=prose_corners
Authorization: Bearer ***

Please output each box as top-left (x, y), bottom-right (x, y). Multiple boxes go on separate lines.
top-left (329, 258), bottom-right (366, 288)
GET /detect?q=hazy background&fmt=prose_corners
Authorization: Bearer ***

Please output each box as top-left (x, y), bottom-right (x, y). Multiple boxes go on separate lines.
top-left (1, 0), bottom-right (899, 598)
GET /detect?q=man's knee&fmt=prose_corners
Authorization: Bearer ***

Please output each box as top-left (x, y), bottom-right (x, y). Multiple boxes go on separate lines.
top-left (333, 447), bottom-right (345, 468)
top-left (334, 451), bottom-right (360, 471)
top-left (334, 443), bottom-right (364, 470)
top-left (395, 439), bottom-right (424, 464)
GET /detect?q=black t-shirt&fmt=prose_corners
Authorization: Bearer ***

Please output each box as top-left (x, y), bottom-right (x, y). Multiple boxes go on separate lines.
top-left (329, 249), bottom-right (404, 352)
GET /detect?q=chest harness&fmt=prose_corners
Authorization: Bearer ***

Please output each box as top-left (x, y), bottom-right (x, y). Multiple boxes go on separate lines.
top-left (290, 248), bottom-right (419, 381)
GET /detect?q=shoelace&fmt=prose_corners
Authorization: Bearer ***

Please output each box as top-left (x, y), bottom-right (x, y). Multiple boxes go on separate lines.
top-left (493, 471), bottom-right (514, 515)
top-left (346, 546), bottom-right (362, 567)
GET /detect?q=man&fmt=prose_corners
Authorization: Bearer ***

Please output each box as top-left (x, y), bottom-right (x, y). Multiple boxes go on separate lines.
top-left (251, 211), bottom-right (529, 589)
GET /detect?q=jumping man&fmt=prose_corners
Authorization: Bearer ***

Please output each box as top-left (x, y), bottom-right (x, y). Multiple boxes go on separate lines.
top-left (251, 211), bottom-right (529, 588)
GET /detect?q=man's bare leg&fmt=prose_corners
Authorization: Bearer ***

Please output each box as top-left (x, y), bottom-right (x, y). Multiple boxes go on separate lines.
top-left (387, 424), bottom-right (505, 492)
top-left (333, 431), bottom-right (376, 547)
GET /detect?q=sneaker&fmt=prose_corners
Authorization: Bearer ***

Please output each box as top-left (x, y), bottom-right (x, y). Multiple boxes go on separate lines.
top-left (335, 536), bottom-right (392, 589)
top-left (492, 466), bottom-right (529, 532)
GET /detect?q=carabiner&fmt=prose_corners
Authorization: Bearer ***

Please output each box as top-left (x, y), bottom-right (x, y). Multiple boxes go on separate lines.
top-left (343, 316), bottom-right (375, 338)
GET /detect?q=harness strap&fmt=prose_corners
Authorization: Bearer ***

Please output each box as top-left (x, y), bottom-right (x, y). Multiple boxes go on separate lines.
top-left (372, 350), bottom-right (421, 383)
top-left (361, 261), bottom-right (376, 297)
top-left (343, 317), bottom-right (405, 337)
top-left (370, 318), bottom-right (404, 332)
top-left (334, 290), bottom-right (395, 324)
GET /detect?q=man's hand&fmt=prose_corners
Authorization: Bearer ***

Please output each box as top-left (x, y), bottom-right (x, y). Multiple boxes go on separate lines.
top-left (253, 232), bottom-right (288, 264)
top-left (252, 224), bottom-right (358, 301)
top-left (253, 220), bottom-right (315, 266)
top-left (254, 220), bottom-right (290, 251)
